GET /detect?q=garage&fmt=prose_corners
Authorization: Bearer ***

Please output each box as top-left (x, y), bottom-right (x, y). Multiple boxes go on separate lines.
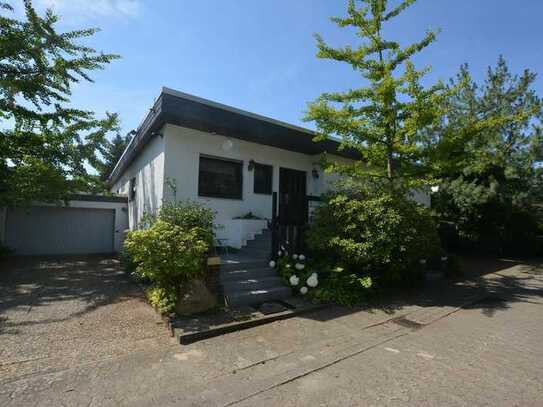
top-left (3, 196), bottom-right (128, 256)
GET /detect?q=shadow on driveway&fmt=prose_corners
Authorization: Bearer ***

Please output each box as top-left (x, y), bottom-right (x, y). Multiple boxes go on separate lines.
top-left (0, 255), bottom-right (144, 333)
top-left (299, 255), bottom-right (543, 323)
top-left (0, 255), bottom-right (171, 382)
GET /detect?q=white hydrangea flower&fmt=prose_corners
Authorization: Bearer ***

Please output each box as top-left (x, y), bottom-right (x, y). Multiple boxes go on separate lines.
top-left (295, 263), bottom-right (305, 271)
top-left (269, 260), bottom-right (276, 268)
top-left (419, 259), bottom-right (427, 264)
top-left (292, 254), bottom-right (298, 260)
top-left (298, 254), bottom-right (306, 261)
top-left (285, 264), bottom-right (291, 269)
top-left (277, 250), bottom-right (282, 256)
top-left (300, 286), bottom-right (308, 295)
top-left (441, 256), bottom-right (448, 261)
top-left (289, 275), bottom-right (299, 286)
top-left (306, 273), bottom-right (318, 288)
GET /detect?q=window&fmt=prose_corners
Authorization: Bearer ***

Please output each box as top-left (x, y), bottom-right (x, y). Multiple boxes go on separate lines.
top-left (198, 156), bottom-right (243, 199)
top-left (129, 177), bottom-right (136, 201)
top-left (253, 163), bottom-right (273, 195)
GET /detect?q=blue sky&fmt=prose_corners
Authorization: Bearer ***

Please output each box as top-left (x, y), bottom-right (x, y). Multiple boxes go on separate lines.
top-left (26, 0), bottom-right (543, 137)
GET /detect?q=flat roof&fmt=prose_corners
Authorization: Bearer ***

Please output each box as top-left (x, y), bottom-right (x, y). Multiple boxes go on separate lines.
top-left (109, 88), bottom-right (357, 184)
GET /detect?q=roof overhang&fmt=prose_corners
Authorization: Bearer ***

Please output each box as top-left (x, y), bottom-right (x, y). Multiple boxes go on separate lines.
top-left (109, 87), bottom-right (358, 184)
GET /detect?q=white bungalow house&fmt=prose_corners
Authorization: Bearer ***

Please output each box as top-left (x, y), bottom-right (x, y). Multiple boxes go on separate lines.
top-left (109, 88), bottom-right (433, 306)
top-left (109, 87), bottom-right (429, 250)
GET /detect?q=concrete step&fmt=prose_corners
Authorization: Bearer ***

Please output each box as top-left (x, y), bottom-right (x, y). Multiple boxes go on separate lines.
top-left (220, 267), bottom-right (277, 283)
top-left (219, 261), bottom-right (268, 273)
top-left (238, 248), bottom-right (270, 258)
top-left (222, 276), bottom-right (284, 292)
top-left (244, 241), bottom-right (271, 251)
top-left (226, 286), bottom-right (292, 307)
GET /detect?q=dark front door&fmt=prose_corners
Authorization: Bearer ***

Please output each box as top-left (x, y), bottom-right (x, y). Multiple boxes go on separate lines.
top-left (279, 168), bottom-right (307, 225)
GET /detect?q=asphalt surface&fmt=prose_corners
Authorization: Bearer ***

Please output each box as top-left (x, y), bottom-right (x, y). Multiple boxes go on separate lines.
top-left (1, 256), bottom-right (542, 406)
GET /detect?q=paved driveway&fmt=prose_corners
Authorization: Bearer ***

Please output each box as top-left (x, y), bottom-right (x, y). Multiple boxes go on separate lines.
top-left (0, 256), bottom-right (172, 383)
top-left (1, 256), bottom-right (542, 406)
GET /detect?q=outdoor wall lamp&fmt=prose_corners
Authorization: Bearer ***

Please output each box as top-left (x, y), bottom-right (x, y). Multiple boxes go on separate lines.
top-left (312, 168), bottom-right (320, 179)
top-left (248, 159), bottom-right (256, 171)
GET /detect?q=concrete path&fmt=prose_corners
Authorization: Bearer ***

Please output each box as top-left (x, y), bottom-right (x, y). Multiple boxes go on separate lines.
top-left (1, 256), bottom-right (542, 406)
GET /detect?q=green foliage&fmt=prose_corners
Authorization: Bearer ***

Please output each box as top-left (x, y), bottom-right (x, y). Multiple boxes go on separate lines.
top-left (305, 0), bottom-right (451, 191)
top-left (431, 57), bottom-right (543, 255)
top-left (145, 286), bottom-right (177, 314)
top-left (123, 201), bottom-right (216, 313)
top-left (275, 254), bottom-right (315, 294)
top-left (307, 191), bottom-right (441, 286)
top-left (159, 201), bottom-right (215, 233)
top-left (143, 200), bottom-right (216, 245)
top-left (0, 0), bottom-right (120, 206)
top-left (312, 271), bottom-right (373, 307)
top-left (124, 220), bottom-right (209, 308)
top-left (97, 132), bottom-right (133, 182)
top-left (275, 254), bottom-right (374, 306)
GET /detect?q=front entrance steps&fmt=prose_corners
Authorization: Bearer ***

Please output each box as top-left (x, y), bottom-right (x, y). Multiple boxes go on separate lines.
top-left (219, 229), bottom-right (291, 307)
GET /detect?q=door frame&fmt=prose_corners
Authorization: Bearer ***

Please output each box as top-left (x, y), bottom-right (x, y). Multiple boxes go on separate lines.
top-left (278, 167), bottom-right (307, 225)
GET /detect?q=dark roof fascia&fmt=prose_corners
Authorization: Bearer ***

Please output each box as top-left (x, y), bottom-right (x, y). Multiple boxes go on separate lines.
top-left (108, 94), bottom-right (166, 184)
top-left (70, 194), bottom-right (128, 203)
top-left (109, 88), bottom-right (359, 184)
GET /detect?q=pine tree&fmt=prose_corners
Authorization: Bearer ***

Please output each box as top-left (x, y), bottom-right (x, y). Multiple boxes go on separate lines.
top-left (432, 57), bottom-right (543, 247)
top-left (306, 0), bottom-right (450, 193)
top-left (98, 132), bottom-right (133, 182)
top-left (0, 0), bottom-right (120, 206)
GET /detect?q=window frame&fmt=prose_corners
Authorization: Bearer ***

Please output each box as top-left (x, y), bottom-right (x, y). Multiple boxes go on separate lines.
top-left (253, 163), bottom-right (273, 195)
top-left (198, 155), bottom-right (243, 200)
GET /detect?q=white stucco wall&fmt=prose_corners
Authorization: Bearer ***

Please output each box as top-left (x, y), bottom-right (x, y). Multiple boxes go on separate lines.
top-left (163, 124), bottom-right (328, 215)
top-left (111, 135), bottom-right (165, 229)
top-left (109, 122), bottom-right (431, 245)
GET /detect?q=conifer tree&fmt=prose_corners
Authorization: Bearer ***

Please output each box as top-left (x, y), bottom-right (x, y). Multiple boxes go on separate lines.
top-left (306, 0), bottom-right (449, 193)
top-left (97, 132), bottom-right (133, 182)
top-left (432, 57), bottom-right (543, 249)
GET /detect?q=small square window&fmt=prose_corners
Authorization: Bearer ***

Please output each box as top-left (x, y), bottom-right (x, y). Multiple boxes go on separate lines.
top-left (254, 163), bottom-right (273, 195)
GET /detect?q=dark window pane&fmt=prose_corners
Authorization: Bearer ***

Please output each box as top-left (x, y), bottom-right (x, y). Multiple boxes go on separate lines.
top-left (198, 156), bottom-right (243, 199)
top-left (254, 163), bottom-right (272, 195)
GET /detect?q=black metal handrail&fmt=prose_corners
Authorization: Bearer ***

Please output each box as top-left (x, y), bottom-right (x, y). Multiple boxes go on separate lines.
top-left (270, 192), bottom-right (320, 259)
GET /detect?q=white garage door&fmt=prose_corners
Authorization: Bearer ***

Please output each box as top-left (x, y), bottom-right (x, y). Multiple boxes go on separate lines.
top-left (5, 206), bottom-right (115, 256)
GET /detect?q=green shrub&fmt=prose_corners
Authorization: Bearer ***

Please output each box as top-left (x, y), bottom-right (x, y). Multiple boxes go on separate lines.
top-left (274, 253), bottom-right (317, 296)
top-left (157, 200), bottom-right (215, 245)
top-left (312, 267), bottom-right (373, 306)
top-left (125, 219), bottom-right (209, 284)
top-left (307, 191), bottom-right (441, 291)
top-left (124, 201), bottom-right (215, 313)
top-left (145, 286), bottom-right (178, 314)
